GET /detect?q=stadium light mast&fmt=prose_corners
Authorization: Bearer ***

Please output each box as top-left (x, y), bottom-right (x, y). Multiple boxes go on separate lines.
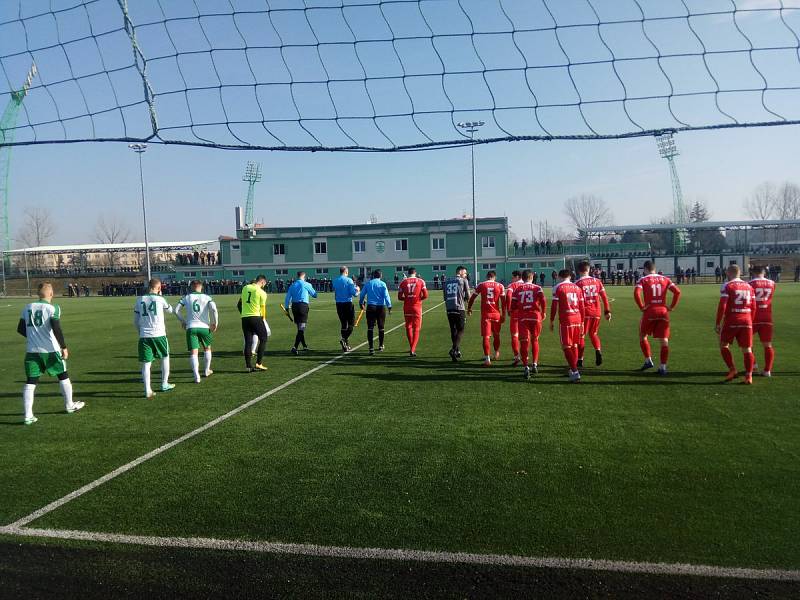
top-left (242, 161), bottom-right (262, 230)
top-left (457, 121), bottom-right (484, 283)
top-left (655, 132), bottom-right (687, 254)
top-left (0, 63), bottom-right (37, 269)
top-left (128, 143), bottom-right (152, 282)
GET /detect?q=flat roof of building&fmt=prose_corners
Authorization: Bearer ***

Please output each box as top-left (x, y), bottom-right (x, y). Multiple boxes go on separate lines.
top-left (237, 216), bottom-right (508, 236)
top-left (4, 241), bottom-right (217, 255)
top-left (583, 219), bottom-right (800, 234)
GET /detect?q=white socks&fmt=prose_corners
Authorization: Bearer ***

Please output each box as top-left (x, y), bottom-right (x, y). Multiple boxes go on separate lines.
top-left (59, 378), bottom-right (74, 410)
top-left (190, 354), bottom-right (200, 381)
top-left (142, 362), bottom-right (152, 396)
top-left (204, 349), bottom-right (212, 375)
top-left (161, 357), bottom-right (170, 387)
top-left (251, 336), bottom-right (259, 355)
top-left (23, 384), bottom-right (35, 419)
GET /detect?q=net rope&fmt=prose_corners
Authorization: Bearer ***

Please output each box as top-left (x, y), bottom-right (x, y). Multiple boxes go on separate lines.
top-left (2, 0), bottom-right (800, 151)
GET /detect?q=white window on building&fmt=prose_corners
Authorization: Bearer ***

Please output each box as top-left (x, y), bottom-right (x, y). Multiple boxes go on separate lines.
top-left (314, 241), bottom-right (327, 254)
top-left (432, 237), bottom-right (445, 250)
top-left (395, 239), bottom-right (408, 251)
top-left (275, 268), bottom-right (289, 276)
top-left (315, 267), bottom-right (329, 274)
top-left (482, 263), bottom-right (497, 270)
top-left (481, 236), bottom-right (496, 249)
top-left (273, 243), bottom-right (285, 255)
top-left (353, 240), bottom-right (366, 253)
top-left (232, 270), bottom-right (244, 276)
top-left (433, 264), bottom-right (447, 272)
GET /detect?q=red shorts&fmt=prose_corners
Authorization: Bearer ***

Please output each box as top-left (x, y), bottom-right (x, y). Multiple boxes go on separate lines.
top-left (404, 312), bottom-right (421, 327)
top-left (720, 325), bottom-right (753, 348)
top-left (509, 315), bottom-right (519, 336)
top-left (583, 316), bottom-right (600, 337)
top-left (559, 323), bottom-right (582, 347)
top-left (481, 317), bottom-right (502, 338)
top-left (753, 322), bottom-right (773, 343)
top-left (518, 319), bottom-right (542, 341)
top-left (640, 312), bottom-right (670, 339)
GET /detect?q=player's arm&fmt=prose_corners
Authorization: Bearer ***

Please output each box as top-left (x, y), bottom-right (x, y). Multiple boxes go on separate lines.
top-left (133, 306), bottom-right (141, 331)
top-left (498, 286), bottom-right (506, 320)
top-left (358, 284), bottom-right (367, 309)
top-left (549, 296), bottom-right (558, 331)
top-left (668, 284), bottom-right (681, 311)
top-left (384, 284), bottom-right (392, 312)
top-left (284, 288), bottom-right (292, 310)
top-left (162, 297), bottom-right (174, 314)
top-left (236, 298), bottom-right (243, 313)
top-left (633, 285), bottom-right (645, 311)
top-left (209, 300), bottom-right (219, 331)
top-left (600, 287), bottom-right (611, 320)
top-left (397, 282), bottom-right (406, 301)
top-left (307, 282), bottom-right (318, 298)
top-left (536, 290), bottom-right (547, 320)
top-left (715, 296), bottom-right (727, 333)
top-left (175, 299), bottom-right (187, 327)
top-left (467, 286), bottom-right (479, 315)
top-left (420, 282), bottom-right (428, 301)
top-left (51, 318), bottom-right (68, 358)
top-left (17, 317), bottom-right (26, 337)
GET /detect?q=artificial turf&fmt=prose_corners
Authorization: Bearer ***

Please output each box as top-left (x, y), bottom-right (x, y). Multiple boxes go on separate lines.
top-left (1, 285), bottom-right (799, 579)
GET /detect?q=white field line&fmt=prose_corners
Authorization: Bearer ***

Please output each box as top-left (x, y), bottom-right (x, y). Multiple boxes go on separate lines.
top-left (6, 302), bottom-right (443, 529)
top-left (0, 527), bottom-right (798, 582)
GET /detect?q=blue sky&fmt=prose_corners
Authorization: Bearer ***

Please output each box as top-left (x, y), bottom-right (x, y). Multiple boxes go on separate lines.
top-left (2, 0), bottom-right (800, 245)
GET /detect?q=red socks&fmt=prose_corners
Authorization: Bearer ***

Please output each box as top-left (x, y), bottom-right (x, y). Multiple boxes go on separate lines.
top-left (563, 347), bottom-right (578, 371)
top-left (660, 345), bottom-right (669, 366)
top-left (589, 332), bottom-right (602, 350)
top-left (743, 350), bottom-right (754, 374)
top-left (532, 339), bottom-right (540, 364)
top-left (520, 339), bottom-right (530, 366)
top-left (493, 335), bottom-right (501, 353)
top-left (721, 346), bottom-right (735, 370)
top-left (511, 335), bottom-right (520, 357)
top-left (577, 338), bottom-right (586, 360)
top-left (640, 338), bottom-right (651, 359)
top-left (764, 347), bottom-right (775, 372)
top-left (482, 337), bottom-right (491, 356)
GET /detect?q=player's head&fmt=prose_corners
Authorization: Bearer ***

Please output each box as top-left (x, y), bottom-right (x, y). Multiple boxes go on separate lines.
top-left (407, 267), bottom-right (416, 276)
top-left (511, 270), bottom-right (521, 282)
top-left (148, 278), bottom-right (162, 293)
top-left (191, 279), bottom-right (203, 292)
top-left (558, 268), bottom-right (572, 281)
top-left (255, 274), bottom-right (267, 288)
top-left (340, 266), bottom-right (348, 276)
top-left (726, 264), bottom-right (741, 280)
top-left (486, 270), bottom-right (496, 280)
top-left (456, 265), bottom-right (467, 278)
top-left (37, 282), bottom-right (53, 300)
top-left (751, 265), bottom-right (766, 277)
top-left (521, 269), bottom-right (533, 282)
top-left (643, 260), bottom-right (656, 273)
top-left (577, 260), bottom-right (590, 275)
top-left (297, 271), bottom-right (306, 281)
top-left (372, 269), bottom-right (382, 280)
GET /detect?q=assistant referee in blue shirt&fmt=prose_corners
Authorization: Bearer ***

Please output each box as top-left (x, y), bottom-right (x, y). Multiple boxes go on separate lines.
top-left (333, 266), bottom-right (359, 352)
top-left (359, 269), bottom-right (392, 355)
top-left (284, 271), bottom-right (317, 354)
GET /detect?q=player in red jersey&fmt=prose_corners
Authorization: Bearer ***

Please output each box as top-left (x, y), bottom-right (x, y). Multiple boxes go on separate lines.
top-left (397, 267), bottom-right (428, 357)
top-left (467, 270), bottom-right (506, 366)
top-left (574, 260), bottom-right (611, 367)
top-left (634, 261), bottom-right (681, 375)
top-left (749, 265), bottom-right (776, 377)
top-left (511, 270), bottom-right (547, 380)
top-left (715, 264), bottom-right (756, 384)
top-left (505, 270), bottom-right (524, 365)
top-left (549, 269), bottom-right (585, 382)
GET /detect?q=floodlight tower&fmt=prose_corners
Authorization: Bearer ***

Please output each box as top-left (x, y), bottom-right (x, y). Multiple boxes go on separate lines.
top-left (0, 63), bottom-right (37, 257)
top-left (457, 120), bottom-right (485, 283)
top-left (655, 132), bottom-right (687, 253)
top-left (242, 161), bottom-right (262, 229)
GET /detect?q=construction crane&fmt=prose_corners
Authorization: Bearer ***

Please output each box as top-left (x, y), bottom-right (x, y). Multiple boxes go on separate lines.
top-left (242, 161), bottom-right (262, 231)
top-left (655, 132), bottom-right (687, 254)
top-left (1, 63), bottom-right (37, 255)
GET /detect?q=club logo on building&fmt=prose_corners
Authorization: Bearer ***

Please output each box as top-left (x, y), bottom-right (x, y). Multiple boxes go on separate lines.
top-left (375, 240), bottom-right (385, 254)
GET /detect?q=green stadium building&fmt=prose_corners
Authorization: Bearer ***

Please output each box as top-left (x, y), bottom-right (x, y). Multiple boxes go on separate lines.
top-left (215, 216), bottom-right (530, 284)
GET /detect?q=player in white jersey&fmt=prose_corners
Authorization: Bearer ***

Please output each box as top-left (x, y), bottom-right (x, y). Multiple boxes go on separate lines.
top-left (175, 280), bottom-right (219, 383)
top-left (134, 278), bottom-right (175, 398)
top-left (16, 282), bottom-right (85, 424)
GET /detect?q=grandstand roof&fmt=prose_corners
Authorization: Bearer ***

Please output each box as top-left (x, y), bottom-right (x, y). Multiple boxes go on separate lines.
top-left (583, 219), bottom-right (800, 234)
top-left (3, 241), bottom-right (217, 255)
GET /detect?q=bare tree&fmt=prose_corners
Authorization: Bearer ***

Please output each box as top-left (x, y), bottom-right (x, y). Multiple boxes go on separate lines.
top-left (18, 207), bottom-right (56, 248)
top-left (564, 194), bottom-right (613, 238)
top-left (94, 214), bottom-right (132, 270)
top-left (774, 182), bottom-right (800, 220)
top-left (744, 182), bottom-right (776, 220)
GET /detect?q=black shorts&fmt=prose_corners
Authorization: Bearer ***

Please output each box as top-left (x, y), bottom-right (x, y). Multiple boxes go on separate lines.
top-left (241, 316), bottom-right (268, 339)
top-left (336, 302), bottom-right (355, 327)
top-left (366, 305), bottom-right (387, 329)
top-left (447, 310), bottom-right (466, 333)
top-left (291, 302), bottom-right (310, 324)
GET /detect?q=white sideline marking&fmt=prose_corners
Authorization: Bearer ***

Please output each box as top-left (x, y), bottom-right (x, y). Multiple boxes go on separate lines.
top-left (7, 302), bottom-right (443, 529)
top-left (0, 527), bottom-right (798, 582)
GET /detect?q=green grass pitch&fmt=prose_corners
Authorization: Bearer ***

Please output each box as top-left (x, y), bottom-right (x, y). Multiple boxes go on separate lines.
top-left (1, 284), bottom-right (799, 592)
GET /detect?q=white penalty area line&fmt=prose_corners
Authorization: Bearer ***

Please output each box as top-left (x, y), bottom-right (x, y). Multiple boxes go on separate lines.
top-left (6, 302), bottom-right (444, 530)
top-left (0, 526), bottom-right (797, 582)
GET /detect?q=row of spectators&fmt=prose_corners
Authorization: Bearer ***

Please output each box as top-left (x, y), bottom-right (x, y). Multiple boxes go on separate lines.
top-left (512, 239), bottom-right (563, 256)
top-left (176, 251), bottom-right (221, 266)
